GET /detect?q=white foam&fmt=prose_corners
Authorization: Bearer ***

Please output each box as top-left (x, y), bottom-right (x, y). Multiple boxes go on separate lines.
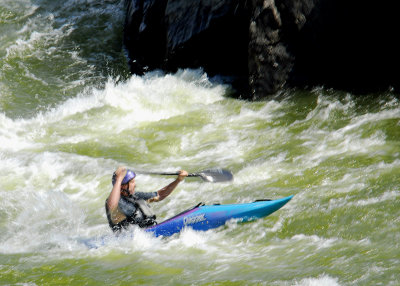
top-left (293, 275), bottom-right (341, 286)
top-left (291, 234), bottom-right (338, 249)
top-left (0, 113), bottom-right (36, 151)
top-left (0, 68), bottom-right (227, 154)
top-left (0, 189), bottom-right (86, 254)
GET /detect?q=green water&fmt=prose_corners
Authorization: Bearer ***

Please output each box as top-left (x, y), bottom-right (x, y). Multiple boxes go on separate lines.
top-left (1, 1), bottom-right (399, 285)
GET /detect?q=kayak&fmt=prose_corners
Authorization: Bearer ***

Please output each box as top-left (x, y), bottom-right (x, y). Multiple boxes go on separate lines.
top-left (81, 196), bottom-right (293, 248)
top-left (145, 195), bottom-right (293, 237)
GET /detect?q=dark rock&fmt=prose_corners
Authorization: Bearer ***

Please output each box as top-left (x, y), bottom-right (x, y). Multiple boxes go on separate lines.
top-left (289, 0), bottom-right (400, 94)
top-left (123, 0), bottom-right (400, 99)
top-left (124, 0), bottom-right (250, 95)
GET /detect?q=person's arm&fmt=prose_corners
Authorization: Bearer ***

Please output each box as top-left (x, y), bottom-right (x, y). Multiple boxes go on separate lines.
top-left (148, 170), bottom-right (188, 202)
top-left (107, 167), bottom-right (126, 211)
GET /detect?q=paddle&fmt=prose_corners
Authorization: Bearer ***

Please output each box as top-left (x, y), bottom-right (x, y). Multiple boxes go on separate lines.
top-left (137, 168), bottom-right (233, 183)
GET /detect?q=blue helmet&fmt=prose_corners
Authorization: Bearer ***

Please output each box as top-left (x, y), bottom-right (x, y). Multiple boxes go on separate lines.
top-left (112, 169), bottom-right (136, 185)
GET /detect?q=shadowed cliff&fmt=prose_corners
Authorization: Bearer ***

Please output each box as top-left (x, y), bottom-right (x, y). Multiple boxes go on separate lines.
top-left (123, 0), bottom-right (399, 99)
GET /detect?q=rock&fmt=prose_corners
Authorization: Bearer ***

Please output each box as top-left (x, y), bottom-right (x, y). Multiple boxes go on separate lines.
top-left (124, 0), bottom-right (251, 95)
top-left (123, 0), bottom-right (400, 99)
top-left (289, 0), bottom-right (400, 94)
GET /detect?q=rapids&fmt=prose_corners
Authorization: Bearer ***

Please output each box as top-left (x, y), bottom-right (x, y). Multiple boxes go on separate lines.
top-left (1, 1), bottom-right (399, 285)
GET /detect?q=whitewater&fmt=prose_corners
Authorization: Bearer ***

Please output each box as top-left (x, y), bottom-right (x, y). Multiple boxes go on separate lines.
top-left (1, 1), bottom-right (399, 285)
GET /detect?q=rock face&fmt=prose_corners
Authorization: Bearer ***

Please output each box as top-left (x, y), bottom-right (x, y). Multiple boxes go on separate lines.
top-left (124, 0), bottom-right (400, 99)
top-left (247, 0), bottom-right (316, 98)
top-left (124, 0), bottom-right (250, 92)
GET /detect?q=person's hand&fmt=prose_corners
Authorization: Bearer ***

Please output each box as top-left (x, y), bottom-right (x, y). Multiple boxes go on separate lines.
top-left (115, 166), bottom-right (127, 180)
top-left (177, 170), bottom-right (188, 181)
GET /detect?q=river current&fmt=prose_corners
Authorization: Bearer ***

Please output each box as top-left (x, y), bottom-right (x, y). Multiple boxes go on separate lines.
top-left (1, 1), bottom-right (399, 285)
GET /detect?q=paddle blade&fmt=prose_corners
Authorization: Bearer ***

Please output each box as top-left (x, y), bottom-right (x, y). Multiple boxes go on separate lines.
top-left (194, 169), bottom-right (233, 182)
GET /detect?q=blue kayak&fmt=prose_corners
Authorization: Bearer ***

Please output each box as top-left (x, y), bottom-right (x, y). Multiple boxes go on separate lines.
top-left (145, 195), bottom-right (293, 237)
top-left (81, 196), bottom-right (293, 248)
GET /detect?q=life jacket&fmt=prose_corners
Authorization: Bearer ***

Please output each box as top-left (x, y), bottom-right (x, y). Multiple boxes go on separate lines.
top-left (105, 195), bottom-right (157, 232)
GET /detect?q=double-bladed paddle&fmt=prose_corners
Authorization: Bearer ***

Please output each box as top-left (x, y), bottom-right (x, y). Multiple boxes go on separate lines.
top-left (137, 168), bottom-right (233, 183)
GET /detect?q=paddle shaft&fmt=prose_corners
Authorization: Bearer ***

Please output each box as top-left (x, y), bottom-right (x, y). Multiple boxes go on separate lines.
top-left (137, 168), bottom-right (233, 182)
top-left (151, 172), bottom-right (198, 177)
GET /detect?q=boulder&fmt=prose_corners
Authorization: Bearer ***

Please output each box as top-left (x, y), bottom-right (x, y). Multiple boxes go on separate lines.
top-left (124, 0), bottom-right (250, 96)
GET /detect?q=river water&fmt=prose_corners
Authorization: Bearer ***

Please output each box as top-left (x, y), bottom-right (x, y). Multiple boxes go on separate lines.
top-left (1, 1), bottom-right (399, 285)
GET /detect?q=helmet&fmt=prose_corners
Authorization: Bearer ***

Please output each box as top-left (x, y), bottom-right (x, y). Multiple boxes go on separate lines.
top-left (112, 169), bottom-right (136, 185)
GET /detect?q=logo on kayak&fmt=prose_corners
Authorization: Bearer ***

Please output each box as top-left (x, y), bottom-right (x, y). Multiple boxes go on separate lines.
top-left (184, 214), bottom-right (206, 225)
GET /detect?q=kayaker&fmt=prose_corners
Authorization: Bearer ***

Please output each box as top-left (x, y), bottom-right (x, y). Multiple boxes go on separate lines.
top-left (105, 166), bottom-right (188, 233)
